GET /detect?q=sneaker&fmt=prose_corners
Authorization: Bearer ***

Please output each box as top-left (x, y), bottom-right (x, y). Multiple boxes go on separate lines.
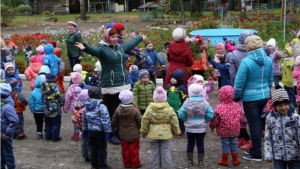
top-left (243, 154), bottom-right (262, 161)
top-left (108, 136), bottom-right (120, 145)
top-left (85, 158), bottom-right (91, 163)
top-left (244, 149), bottom-right (251, 155)
top-left (16, 134), bottom-right (27, 140)
top-left (178, 133), bottom-right (184, 136)
top-left (37, 132), bottom-right (43, 139)
top-left (52, 137), bottom-right (62, 142)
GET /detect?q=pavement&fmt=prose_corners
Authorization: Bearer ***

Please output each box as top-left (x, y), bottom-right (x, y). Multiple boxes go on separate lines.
top-left (9, 80), bottom-right (276, 169)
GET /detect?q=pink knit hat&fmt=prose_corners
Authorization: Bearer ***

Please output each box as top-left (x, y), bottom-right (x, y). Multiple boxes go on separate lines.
top-left (36, 45), bottom-right (44, 52)
top-left (78, 89), bottom-right (89, 101)
top-left (153, 87), bottom-right (167, 103)
top-left (70, 72), bottom-right (82, 84)
top-left (119, 90), bottom-right (134, 104)
top-left (188, 84), bottom-right (203, 97)
top-left (30, 56), bottom-right (38, 63)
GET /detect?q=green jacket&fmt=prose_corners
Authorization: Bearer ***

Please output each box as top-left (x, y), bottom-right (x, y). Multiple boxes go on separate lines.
top-left (83, 35), bottom-right (143, 94)
top-left (281, 57), bottom-right (294, 88)
top-left (66, 32), bottom-right (84, 58)
top-left (167, 86), bottom-right (185, 112)
top-left (132, 80), bottom-right (156, 111)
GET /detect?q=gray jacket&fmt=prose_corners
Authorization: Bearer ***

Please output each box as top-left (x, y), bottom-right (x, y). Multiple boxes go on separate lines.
top-left (228, 44), bottom-right (247, 85)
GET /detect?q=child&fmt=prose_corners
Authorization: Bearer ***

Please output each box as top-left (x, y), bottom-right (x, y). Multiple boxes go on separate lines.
top-left (43, 44), bottom-right (61, 76)
top-left (90, 61), bottom-right (101, 87)
top-left (144, 40), bottom-right (165, 85)
top-left (64, 72), bottom-right (83, 141)
top-left (140, 87), bottom-right (180, 169)
top-left (3, 34), bottom-right (18, 56)
top-left (34, 65), bottom-right (50, 88)
top-left (134, 52), bottom-right (154, 75)
top-left (35, 45), bottom-right (45, 65)
top-left (0, 69), bottom-right (5, 82)
top-left (213, 43), bottom-right (225, 89)
top-left (209, 85), bottom-right (242, 166)
top-left (208, 55), bottom-right (231, 87)
top-left (40, 39), bottom-right (47, 46)
top-left (238, 106), bottom-right (252, 150)
top-left (54, 47), bottom-right (65, 93)
top-left (42, 73), bottom-right (64, 142)
top-left (82, 87), bottom-right (112, 169)
top-left (24, 56), bottom-right (42, 90)
top-left (129, 65), bottom-right (139, 89)
top-left (166, 69), bottom-right (187, 136)
top-left (132, 69), bottom-right (156, 115)
top-left (1, 46), bottom-right (18, 76)
top-left (264, 88), bottom-right (300, 169)
top-left (223, 37), bottom-right (237, 52)
top-left (5, 62), bottom-right (22, 93)
top-left (267, 38), bottom-right (282, 87)
top-left (178, 84), bottom-right (214, 167)
top-left (1, 83), bottom-right (19, 169)
top-left (158, 42), bottom-right (170, 86)
top-left (23, 45), bottom-right (35, 68)
top-left (8, 78), bottom-right (28, 140)
top-left (29, 75), bottom-right (45, 139)
top-left (187, 74), bottom-right (214, 101)
top-left (282, 47), bottom-right (296, 107)
top-left (111, 90), bottom-right (143, 168)
top-left (71, 64), bottom-right (90, 85)
top-left (292, 55), bottom-right (300, 113)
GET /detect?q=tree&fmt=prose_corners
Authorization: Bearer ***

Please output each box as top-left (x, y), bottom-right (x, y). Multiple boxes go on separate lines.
top-left (179, 0), bottom-right (186, 25)
top-left (190, 0), bottom-right (195, 16)
top-left (79, 0), bottom-right (87, 20)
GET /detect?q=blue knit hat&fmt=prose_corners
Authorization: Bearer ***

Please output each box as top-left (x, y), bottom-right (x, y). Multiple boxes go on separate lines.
top-left (8, 78), bottom-right (18, 90)
top-left (46, 73), bottom-right (56, 83)
top-left (0, 83), bottom-right (12, 99)
top-left (139, 69), bottom-right (149, 80)
top-left (24, 45), bottom-right (32, 52)
top-left (129, 65), bottom-right (139, 74)
top-left (106, 22), bottom-right (116, 29)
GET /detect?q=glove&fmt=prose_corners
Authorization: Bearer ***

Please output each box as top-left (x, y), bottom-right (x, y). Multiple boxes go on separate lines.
top-left (82, 131), bottom-right (88, 139)
top-left (233, 98), bottom-right (241, 102)
top-left (208, 77), bottom-right (214, 82)
top-left (105, 133), bottom-right (110, 141)
top-left (223, 37), bottom-right (228, 42)
top-left (161, 64), bottom-right (167, 70)
top-left (207, 55), bottom-right (212, 62)
top-left (1, 134), bottom-right (9, 141)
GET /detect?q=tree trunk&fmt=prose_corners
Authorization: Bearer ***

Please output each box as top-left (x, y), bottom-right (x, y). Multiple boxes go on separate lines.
top-left (190, 0), bottom-right (195, 16)
top-left (79, 0), bottom-right (87, 20)
top-left (179, 0), bottom-right (186, 25)
top-left (240, 0), bottom-right (247, 20)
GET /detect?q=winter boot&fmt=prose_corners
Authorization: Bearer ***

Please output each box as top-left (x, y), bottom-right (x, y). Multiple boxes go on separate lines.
top-left (240, 140), bottom-right (252, 150)
top-left (71, 132), bottom-right (79, 141)
top-left (187, 152), bottom-right (193, 167)
top-left (16, 132), bottom-right (27, 140)
top-left (218, 153), bottom-right (229, 166)
top-left (198, 153), bottom-right (204, 168)
top-left (231, 152), bottom-right (240, 166)
top-left (237, 138), bottom-right (245, 147)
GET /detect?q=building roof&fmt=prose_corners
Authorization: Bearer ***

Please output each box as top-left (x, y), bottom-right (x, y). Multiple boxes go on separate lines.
top-left (138, 2), bottom-right (164, 9)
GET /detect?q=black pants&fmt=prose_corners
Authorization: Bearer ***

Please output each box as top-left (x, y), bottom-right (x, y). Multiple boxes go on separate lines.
top-left (34, 113), bottom-right (44, 133)
top-left (88, 131), bottom-right (108, 168)
top-left (218, 77), bottom-right (222, 89)
top-left (103, 93), bottom-right (121, 138)
top-left (238, 128), bottom-right (250, 141)
top-left (68, 57), bottom-right (81, 71)
top-left (191, 70), bottom-right (205, 76)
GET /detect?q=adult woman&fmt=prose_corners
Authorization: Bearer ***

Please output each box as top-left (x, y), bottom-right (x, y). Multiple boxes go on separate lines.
top-left (164, 27), bottom-right (194, 89)
top-left (75, 28), bottom-right (146, 145)
top-left (234, 35), bottom-right (273, 161)
top-left (66, 21), bottom-right (83, 70)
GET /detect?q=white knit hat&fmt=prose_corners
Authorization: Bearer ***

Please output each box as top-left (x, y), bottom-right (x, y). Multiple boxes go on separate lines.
top-left (119, 90), bottom-right (134, 104)
top-left (67, 21), bottom-right (78, 27)
top-left (295, 56), bottom-right (300, 67)
top-left (73, 64), bottom-right (82, 73)
top-left (94, 61), bottom-right (102, 72)
top-left (192, 75), bottom-right (204, 83)
top-left (172, 27), bottom-right (186, 41)
top-left (266, 38), bottom-right (276, 48)
top-left (188, 84), bottom-right (203, 97)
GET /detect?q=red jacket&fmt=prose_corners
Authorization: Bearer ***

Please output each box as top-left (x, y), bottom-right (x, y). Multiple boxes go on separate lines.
top-left (190, 50), bottom-right (207, 71)
top-left (209, 86), bottom-right (242, 138)
top-left (164, 40), bottom-right (193, 89)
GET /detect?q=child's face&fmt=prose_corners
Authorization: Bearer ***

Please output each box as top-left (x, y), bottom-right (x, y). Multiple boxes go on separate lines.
top-left (217, 48), bottom-right (223, 54)
top-left (147, 45), bottom-right (153, 50)
top-left (141, 75), bottom-right (149, 84)
top-left (268, 45), bottom-right (274, 52)
top-left (22, 48), bottom-right (27, 53)
top-left (276, 103), bottom-right (289, 115)
top-left (171, 77), bottom-right (177, 85)
top-left (284, 52), bottom-right (289, 58)
top-left (6, 68), bottom-right (14, 75)
top-left (196, 80), bottom-right (204, 86)
top-left (41, 43), bottom-right (46, 47)
top-left (4, 39), bottom-right (10, 44)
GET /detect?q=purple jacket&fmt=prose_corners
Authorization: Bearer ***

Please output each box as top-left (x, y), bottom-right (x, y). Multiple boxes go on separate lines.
top-left (117, 35), bottom-right (139, 56)
top-left (270, 46), bottom-right (282, 76)
top-left (63, 84), bottom-right (82, 112)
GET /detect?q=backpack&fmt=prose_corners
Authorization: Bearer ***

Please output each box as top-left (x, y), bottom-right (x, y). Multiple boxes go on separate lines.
top-left (58, 59), bottom-right (65, 75)
top-left (72, 100), bottom-right (85, 130)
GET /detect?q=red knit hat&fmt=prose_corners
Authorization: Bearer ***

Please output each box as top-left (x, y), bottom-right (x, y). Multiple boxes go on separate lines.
top-left (48, 41), bottom-right (57, 48)
top-left (54, 48), bottom-right (62, 57)
top-left (112, 22), bottom-right (125, 34)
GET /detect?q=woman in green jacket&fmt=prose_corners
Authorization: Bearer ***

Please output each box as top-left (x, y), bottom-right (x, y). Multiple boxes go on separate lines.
top-left (66, 21), bottom-right (84, 70)
top-left (75, 28), bottom-right (147, 145)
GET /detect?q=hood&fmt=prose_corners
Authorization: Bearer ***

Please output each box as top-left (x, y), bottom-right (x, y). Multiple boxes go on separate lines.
top-left (170, 69), bottom-right (185, 85)
top-left (130, 72), bottom-right (139, 80)
top-left (118, 105), bottom-right (136, 118)
top-left (1, 96), bottom-right (14, 106)
top-left (168, 41), bottom-right (189, 56)
top-left (247, 48), bottom-right (267, 66)
top-left (30, 63), bottom-right (42, 74)
top-left (236, 44), bottom-right (246, 52)
top-left (44, 44), bottom-right (54, 54)
top-left (69, 85), bottom-right (82, 94)
top-left (218, 85), bottom-right (234, 104)
top-left (38, 65), bottom-right (50, 75)
top-left (285, 46), bottom-right (293, 57)
top-left (147, 102), bottom-right (171, 120)
top-left (85, 98), bottom-right (102, 111)
top-left (238, 31), bottom-right (252, 44)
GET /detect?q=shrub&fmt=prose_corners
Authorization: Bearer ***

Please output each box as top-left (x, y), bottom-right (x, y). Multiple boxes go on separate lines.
top-left (1, 4), bottom-right (15, 27)
top-left (14, 5), bottom-right (32, 13)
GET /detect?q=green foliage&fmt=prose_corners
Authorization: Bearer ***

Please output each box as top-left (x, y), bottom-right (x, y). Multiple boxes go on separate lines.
top-left (14, 5), bottom-right (32, 13)
top-left (1, 0), bottom-right (24, 8)
top-left (1, 4), bottom-right (15, 27)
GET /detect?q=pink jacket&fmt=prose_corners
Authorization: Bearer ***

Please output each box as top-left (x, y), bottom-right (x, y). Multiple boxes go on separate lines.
top-left (225, 41), bottom-right (236, 52)
top-left (35, 53), bottom-right (45, 65)
top-left (187, 77), bottom-right (214, 100)
top-left (24, 62), bottom-right (42, 90)
top-left (63, 84), bottom-right (82, 112)
top-left (292, 67), bottom-right (300, 102)
top-left (209, 86), bottom-right (242, 138)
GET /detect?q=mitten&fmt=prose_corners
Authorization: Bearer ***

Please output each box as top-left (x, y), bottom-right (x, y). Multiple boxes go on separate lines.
top-left (207, 55), bottom-right (212, 62)
top-left (223, 37), bottom-right (228, 42)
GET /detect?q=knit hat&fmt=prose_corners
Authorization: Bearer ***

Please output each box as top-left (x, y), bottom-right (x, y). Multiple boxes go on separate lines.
top-left (1, 46), bottom-right (12, 56)
top-left (216, 43), bottom-right (225, 54)
top-left (272, 88), bottom-right (289, 107)
top-left (40, 39), bottom-right (47, 45)
top-left (73, 64), bottom-right (82, 73)
top-left (4, 34), bottom-right (11, 40)
top-left (112, 22), bottom-right (125, 33)
top-left (54, 48), bottom-right (62, 57)
top-left (139, 69), bottom-right (149, 79)
top-left (106, 22), bottom-right (116, 29)
top-left (192, 74), bottom-right (204, 83)
top-left (119, 90), bottom-right (134, 104)
top-left (137, 52), bottom-right (146, 61)
top-left (0, 83), bottom-right (12, 99)
top-left (170, 69), bottom-right (185, 85)
top-left (172, 27), bottom-right (186, 41)
top-left (88, 86), bottom-right (102, 99)
top-left (67, 21), bottom-right (78, 27)
top-left (153, 87), bottom-right (167, 102)
top-left (4, 62), bottom-right (14, 72)
top-left (47, 41), bottom-right (57, 48)
top-left (70, 72), bottom-right (82, 84)
top-left (245, 35), bottom-right (263, 52)
top-left (36, 45), bottom-right (44, 52)
top-left (8, 78), bottom-right (18, 90)
top-left (129, 65), bottom-right (139, 74)
top-left (46, 73), bottom-right (57, 83)
top-left (24, 45), bottom-right (32, 52)
top-left (30, 56), bottom-right (39, 63)
top-left (145, 41), bottom-right (153, 48)
top-left (78, 89), bottom-right (89, 101)
top-left (164, 42), bottom-right (170, 49)
top-left (188, 84), bottom-right (203, 97)
top-left (295, 56), bottom-right (300, 67)
top-left (266, 38), bottom-right (276, 48)
top-left (263, 46), bottom-right (270, 56)
top-left (94, 61), bottom-right (102, 72)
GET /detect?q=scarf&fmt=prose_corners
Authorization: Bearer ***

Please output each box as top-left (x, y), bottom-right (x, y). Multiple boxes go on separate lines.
top-left (103, 28), bottom-right (112, 44)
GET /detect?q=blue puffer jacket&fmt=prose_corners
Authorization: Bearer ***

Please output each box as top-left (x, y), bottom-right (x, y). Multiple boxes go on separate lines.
top-left (29, 80), bottom-right (44, 113)
top-left (210, 61), bottom-right (231, 87)
top-left (234, 48), bottom-right (273, 102)
top-left (1, 96), bottom-right (19, 140)
top-left (43, 44), bottom-right (61, 76)
top-left (129, 72), bottom-right (139, 89)
top-left (34, 65), bottom-right (51, 88)
top-left (144, 49), bottom-right (165, 73)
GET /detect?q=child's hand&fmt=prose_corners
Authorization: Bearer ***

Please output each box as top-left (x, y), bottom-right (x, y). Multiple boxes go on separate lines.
top-left (139, 48), bottom-right (145, 51)
top-left (142, 134), bottom-right (147, 138)
top-left (223, 37), bottom-right (228, 42)
top-left (79, 56), bottom-right (83, 60)
top-left (208, 77), bottom-right (214, 82)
